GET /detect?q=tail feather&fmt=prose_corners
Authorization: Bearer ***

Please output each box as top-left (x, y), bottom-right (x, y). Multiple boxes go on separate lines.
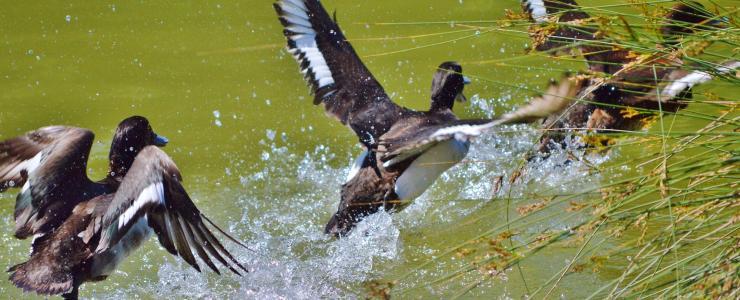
top-left (7, 260), bottom-right (74, 296)
top-left (496, 76), bottom-right (584, 125)
top-left (324, 213), bottom-right (354, 237)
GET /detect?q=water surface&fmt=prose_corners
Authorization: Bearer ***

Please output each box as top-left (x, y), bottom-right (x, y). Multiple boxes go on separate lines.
top-left (0, 0), bottom-right (736, 298)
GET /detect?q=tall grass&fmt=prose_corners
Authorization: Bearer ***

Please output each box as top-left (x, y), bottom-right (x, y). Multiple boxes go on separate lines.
top-left (373, 1), bottom-right (738, 298)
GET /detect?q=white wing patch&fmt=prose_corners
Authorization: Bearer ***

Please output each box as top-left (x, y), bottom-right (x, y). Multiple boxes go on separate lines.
top-left (661, 61), bottom-right (740, 100)
top-left (14, 152), bottom-right (43, 193)
top-left (118, 182), bottom-right (165, 230)
top-left (278, 0), bottom-right (336, 90)
top-left (383, 123), bottom-right (495, 169)
top-left (430, 123), bottom-right (495, 141)
top-left (346, 150), bottom-right (369, 183)
top-left (660, 71), bottom-right (711, 100)
top-left (30, 233), bottom-right (45, 255)
top-left (524, 0), bottom-right (548, 23)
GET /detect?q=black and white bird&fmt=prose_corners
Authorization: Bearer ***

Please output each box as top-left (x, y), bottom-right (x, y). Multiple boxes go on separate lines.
top-left (0, 116), bottom-right (245, 299)
top-left (521, 0), bottom-right (729, 74)
top-left (539, 60), bottom-right (739, 140)
top-left (519, 0), bottom-right (737, 151)
top-left (274, 0), bottom-right (579, 236)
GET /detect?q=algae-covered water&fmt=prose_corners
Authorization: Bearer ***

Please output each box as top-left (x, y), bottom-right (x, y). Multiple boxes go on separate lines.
top-left (0, 1), bottom-right (737, 299)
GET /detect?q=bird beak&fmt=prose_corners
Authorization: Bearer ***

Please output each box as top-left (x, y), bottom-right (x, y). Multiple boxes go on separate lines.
top-left (705, 16), bottom-right (729, 29)
top-left (456, 76), bottom-right (471, 102)
top-left (455, 76), bottom-right (472, 102)
top-left (154, 134), bottom-right (169, 147)
top-left (455, 92), bottom-right (468, 102)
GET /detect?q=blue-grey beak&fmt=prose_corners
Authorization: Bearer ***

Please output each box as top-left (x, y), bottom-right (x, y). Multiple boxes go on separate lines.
top-left (154, 134), bottom-right (169, 147)
top-left (707, 16), bottom-right (729, 29)
top-left (463, 76), bottom-right (472, 85)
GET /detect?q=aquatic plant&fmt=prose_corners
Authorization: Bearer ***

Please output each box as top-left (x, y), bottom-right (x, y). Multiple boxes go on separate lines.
top-left (370, 1), bottom-right (738, 298)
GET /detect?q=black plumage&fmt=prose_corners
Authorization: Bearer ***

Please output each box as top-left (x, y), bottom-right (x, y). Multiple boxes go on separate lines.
top-left (519, 0), bottom-right (736, 152)
top-left (275, 0), bottom-right (498, 235)
top-left (275, 0), bottom-right (588, 236)
top-left (0, 116), bottom-right (245, 299)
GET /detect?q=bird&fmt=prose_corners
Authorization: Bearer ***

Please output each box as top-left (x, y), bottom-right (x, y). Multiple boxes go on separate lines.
top-left (538, 60), bottom-right (738, 147)
top-left (273, 0), bottom-right (580, 236)
top-left (0, 116), bottom-right (246, 299)
top-left (520, 0), bottom-right (729, 74)
top-left (519, 0), bottom-right (736, 152)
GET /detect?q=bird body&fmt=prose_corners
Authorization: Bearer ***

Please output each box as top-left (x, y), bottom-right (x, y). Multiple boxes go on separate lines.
top-left (0, 117), bottom-right (244, 299)
top-left (519, 0), bottom-right (736, 152)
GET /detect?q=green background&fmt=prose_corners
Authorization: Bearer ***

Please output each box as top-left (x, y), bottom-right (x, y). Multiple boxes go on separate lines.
top-left (0, 0), bottom-right (736, 298)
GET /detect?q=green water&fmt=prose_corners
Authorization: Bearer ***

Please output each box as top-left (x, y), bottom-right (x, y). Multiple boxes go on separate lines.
top-left (0, 1), bottom-right (737, 299)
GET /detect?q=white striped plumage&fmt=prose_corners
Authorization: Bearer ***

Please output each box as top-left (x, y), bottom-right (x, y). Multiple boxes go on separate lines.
top-left (278, 0), bottom-right (336, 90)
top-left (15, 152), bottom-right (43, 193)
top-left (524, 0), bottom-right (548, 23)
top-left (430, 123), bottom-right (494, 141)
top-left (117, 182), bottom-right (165, 230)
top-left (346, 150), bottom-right (369, 183)
top-left (661, 61), bottom-right (740, 100)
top-left (660, 71), bottom-right (712, 100)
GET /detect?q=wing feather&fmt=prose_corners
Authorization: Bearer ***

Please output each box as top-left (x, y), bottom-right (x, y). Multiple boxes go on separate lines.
top-left (0, 126), bottom-right (96, 239)
top-left (274, 0), bottom-right (404, 143)
top-left (92, 146), bottom-right (246, 275)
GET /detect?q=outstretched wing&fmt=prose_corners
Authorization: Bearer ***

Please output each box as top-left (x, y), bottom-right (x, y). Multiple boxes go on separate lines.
top-left (589, 60), bottom-right (738, 114)
top-left (378, 119), bottom-right (492, 169)
top-left (625, 60), bottom-right (740, 108)
top-left (92, 146), bottom-right (246, 275)
top-left (1, 126), bottom-right (69, 191)
top-left (379, 77), bottom-right (583, 168)
top-left (274, 0), bottom-right (405, 142)
top-left (522, 0), bottom-right (589, 24)
top-left (521, 0), bottom-right (635, 74)
top-left (1, 126), bottom-right (96, 239)
top-left (497, 76), bottom-right (584, 125)
top-left (522, 0), bottom-right (595, 52)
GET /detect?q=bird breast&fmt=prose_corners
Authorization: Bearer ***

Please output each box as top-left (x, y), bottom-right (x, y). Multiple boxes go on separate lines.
top-left (394, 139), bottom-right (470, 200)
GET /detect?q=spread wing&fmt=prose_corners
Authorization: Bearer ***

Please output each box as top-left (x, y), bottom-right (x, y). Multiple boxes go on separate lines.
top-left (594, 60), bottom-right (739, 112)
top-left (274, 0), bottom-right (405, 143)
top-left (1, 126), bottom-right (70, 191)
top-left (521, 0), bottom-right (594, 53)
top-left (627, 61), bottom-right (740, 109)
top-left (378, 77), bottom-right (583, 168)
top-left (498, 76), bottom-right (584, 125)
top-left (522, 0), bottom-right (589, 24)
top-left (1, 126), bottom-right (96, 239)
top-left (91, 146), bottom-right (246, 275)
top-left (521, 0), bottom-right (635, 74)
top-left (378, 119), bottom-right (492, 169)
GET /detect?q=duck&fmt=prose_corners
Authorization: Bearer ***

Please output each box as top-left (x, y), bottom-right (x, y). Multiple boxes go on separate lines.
top-left (537, 60), bottom-right (738, 151)
top-left (521, 0), bottom-right (729, 74)
top-left (0, 116), bottom-right (246, 299)
top-left (275, 0), bottom-right (580, 237)
top-left (519, 0), bottom-right (736, 152)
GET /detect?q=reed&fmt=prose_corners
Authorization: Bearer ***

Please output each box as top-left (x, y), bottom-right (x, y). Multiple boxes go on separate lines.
top-left (372, 1), bottom-right (738, 298)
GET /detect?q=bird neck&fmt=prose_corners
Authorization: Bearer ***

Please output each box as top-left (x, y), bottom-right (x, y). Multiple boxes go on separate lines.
top-left (430, 96), bottom-right (454, 112)
top-left (107, 144), bottom-right (138, 181)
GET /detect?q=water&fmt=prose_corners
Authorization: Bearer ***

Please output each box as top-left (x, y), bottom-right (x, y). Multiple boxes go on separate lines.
top-left (0, 1), bottom-right (736, 299)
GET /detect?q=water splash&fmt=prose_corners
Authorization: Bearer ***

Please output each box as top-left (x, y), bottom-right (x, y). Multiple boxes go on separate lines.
top-left (103, 98), bottom-right (608, 298)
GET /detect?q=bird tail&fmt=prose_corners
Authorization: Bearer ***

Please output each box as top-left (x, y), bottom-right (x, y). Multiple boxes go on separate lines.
top-left (324, 213), bottom-right (354, 237)
top-left (7, 253), bottom-right (75, 296)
